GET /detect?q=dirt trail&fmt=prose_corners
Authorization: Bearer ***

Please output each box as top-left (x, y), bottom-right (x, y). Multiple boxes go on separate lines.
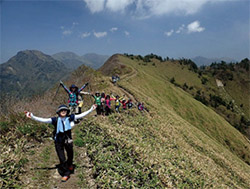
top-left (111, 64), bottom-right (139, 101)
top-left (22, 136), bottom-right (96, 188)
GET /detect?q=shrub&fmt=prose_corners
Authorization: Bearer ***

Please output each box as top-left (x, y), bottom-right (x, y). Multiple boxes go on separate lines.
top-left (201, 77), bottom-right (208, 85)
top-left (170, 77), bottom-right (175, 84)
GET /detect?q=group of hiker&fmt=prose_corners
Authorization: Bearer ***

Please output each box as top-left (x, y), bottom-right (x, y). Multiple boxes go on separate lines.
top-left (92, 92), bottom-right (138, 116)
top-left (60, 80), bottom-right (144, 116)
top-left (24, 80), bottom-right (145, 182)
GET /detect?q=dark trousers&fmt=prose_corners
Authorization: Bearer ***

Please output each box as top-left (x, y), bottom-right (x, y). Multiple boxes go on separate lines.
top-left (105, 106), bottom-right (111, 116)
top-left (55, 142), bottom-right (73, 176)
top-left (96, 105), bottom-right (102, 115)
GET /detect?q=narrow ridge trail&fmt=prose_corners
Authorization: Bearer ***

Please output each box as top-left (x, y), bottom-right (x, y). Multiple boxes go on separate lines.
top-left (21, 136), bottom-right (96, 189)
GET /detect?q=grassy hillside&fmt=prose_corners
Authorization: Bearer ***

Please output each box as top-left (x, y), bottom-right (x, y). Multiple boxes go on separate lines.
top-left (1, 55), bottom-right (249, 188)
top-left (120, 55), bottom-right (250, 137)
top-left (115, 55), bottom-right (250, 161)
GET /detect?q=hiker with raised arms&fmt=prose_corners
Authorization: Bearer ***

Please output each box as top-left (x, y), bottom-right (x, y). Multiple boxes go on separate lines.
top-left (25, 104), bottom-right (96, 182)
top-left (91, 92), bottom-right (102, 116)
top-left (111, 94), bottom-right (124, 113)
top-left (60, 81), bottom-right (88, 115)
top-left (105, 94), bottom-right (115, 116)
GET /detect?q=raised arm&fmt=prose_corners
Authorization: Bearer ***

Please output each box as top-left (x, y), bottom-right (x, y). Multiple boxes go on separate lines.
top-left (119, 96), bottom-right (125, 101)
top-left (78, 82), bottom-right (88, 93)
top-left (60, 81), bottom-right (71, 94)
top-left (74, 104), bottom-right (96, 120)
top-left (79, 91), bottom-right (91, 95)
top-left (25, 111), bottom-right (52, 124)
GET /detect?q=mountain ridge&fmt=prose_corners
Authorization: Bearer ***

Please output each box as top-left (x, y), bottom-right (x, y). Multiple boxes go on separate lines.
top-left (52, 51), bottom-right (109, 70)
top-left (0, 50), bottom-right (70, 98)
top-left (191, 56), bottom-right (237, 66)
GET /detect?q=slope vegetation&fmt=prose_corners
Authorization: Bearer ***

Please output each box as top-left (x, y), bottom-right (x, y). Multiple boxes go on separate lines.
top-left (1, 54), bottom-right (250, 188)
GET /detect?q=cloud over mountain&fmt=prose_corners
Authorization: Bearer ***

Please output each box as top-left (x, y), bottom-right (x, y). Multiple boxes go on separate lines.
top-left (164, 21), bottom-right (205, 37)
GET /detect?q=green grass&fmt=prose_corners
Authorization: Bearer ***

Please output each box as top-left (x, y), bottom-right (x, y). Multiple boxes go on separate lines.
top-left (90, 54), bottom-right (250, 188)
top-left (118, 55), bottom-right (250, 164)
top-left (75, 119), bottom-right (164, 188)
top-left (0, 114), bottom-right (53, 188)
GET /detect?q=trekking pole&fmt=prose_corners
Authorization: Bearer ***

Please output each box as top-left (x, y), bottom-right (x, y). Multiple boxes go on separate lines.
top-left (88, 83), bottom-right (92, 96)
top-left (51, 82), bottom-right (61, 104)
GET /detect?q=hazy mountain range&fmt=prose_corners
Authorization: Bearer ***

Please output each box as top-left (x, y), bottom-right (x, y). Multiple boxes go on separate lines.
top-left (0, 50), bottom-right (110, 98)
top-left (191, 56), bottom-right (237, 66)
top-left (52, 52), bottom-right (110, 70)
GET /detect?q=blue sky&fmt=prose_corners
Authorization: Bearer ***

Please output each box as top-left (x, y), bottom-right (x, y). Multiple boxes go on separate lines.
top-left (1, 0), bottom-right (249, 63)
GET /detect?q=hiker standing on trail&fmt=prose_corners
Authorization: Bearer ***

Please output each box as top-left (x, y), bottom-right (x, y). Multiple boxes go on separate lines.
top-left (25, 104), bottom-right (96, 182)
top-left (100, 92), bottom-right (106, 116)
top-left (138, 102), bottom-right (144, 111)
top-left (111, 95), bottom-right (124, 113)
top-left (60, 81), bottom-right (88, 115)
top-left (105, 95), bottom-right (115, 116)
top-left (92, 92), bottom-right (102, 116)
top-left (127, 99), bottom-right (134, 109)
top-left (121, 99), bottom-right (128, 111)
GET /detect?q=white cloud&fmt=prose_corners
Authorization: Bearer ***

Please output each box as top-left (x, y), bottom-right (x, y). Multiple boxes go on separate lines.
top-left (164, 29), bottom-right (174, 37)
top-left (83, 0), bottom-right (105, 13)
top-left (137, 0), bottom-right (212, 17)
top-left (176, 24), bottom-right (185, 34)
top-left (80, 32), bottom-right (91, 38)
top-left (110, 27), bottom-right (118, 32)
top-left (83, 0), bottom-right (216, 18)
top-left (124, 31), bottom-right (130, 36)
top-left (62, 30), bottom-right (72, 36)
top-left (187, 21), bottom-right (205, 33)
top-left (106, 0), bottom-right (134, 12)
top-left (94, 31), bottom-right (107, 38)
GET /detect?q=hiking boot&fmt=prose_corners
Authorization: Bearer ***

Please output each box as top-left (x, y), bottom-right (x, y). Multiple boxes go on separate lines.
top-left (61, 176), bottom-right (70, 182)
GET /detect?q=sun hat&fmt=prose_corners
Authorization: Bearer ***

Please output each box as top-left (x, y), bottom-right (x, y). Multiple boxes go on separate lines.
top-left (56, 105), bottom-right (70, 114)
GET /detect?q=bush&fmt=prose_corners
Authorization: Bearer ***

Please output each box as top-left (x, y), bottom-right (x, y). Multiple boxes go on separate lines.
top-left (170, 77), bottom-right (175, 84)
top-left (183, 83), bottom-right (188, 90)
top-left (0, 121), bottom-right (9, 134)
top-left (74, 138), bottom-right (85, 147)
top-left (209, 95), bottom-right (227, 108)
top-left (201, 77), bottom-right (208, 85)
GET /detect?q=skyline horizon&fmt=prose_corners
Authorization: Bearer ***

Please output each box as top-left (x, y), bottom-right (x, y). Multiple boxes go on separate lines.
top-left (1, 0), bottom-right (249, 63)
top-left (1, 48), bottom-right (244, 65)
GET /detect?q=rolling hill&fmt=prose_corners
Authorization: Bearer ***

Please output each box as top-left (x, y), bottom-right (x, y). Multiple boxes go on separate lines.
top-left (1, 54), bottom-right (249, 188)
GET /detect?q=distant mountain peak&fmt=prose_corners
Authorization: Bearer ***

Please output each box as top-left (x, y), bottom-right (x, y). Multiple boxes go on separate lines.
top-left (191, 56), bottom-right (237, 66)
top-left (0, 50), bottom-right (69, 98)
top-left (52, 51), bottom-right (110, 70)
